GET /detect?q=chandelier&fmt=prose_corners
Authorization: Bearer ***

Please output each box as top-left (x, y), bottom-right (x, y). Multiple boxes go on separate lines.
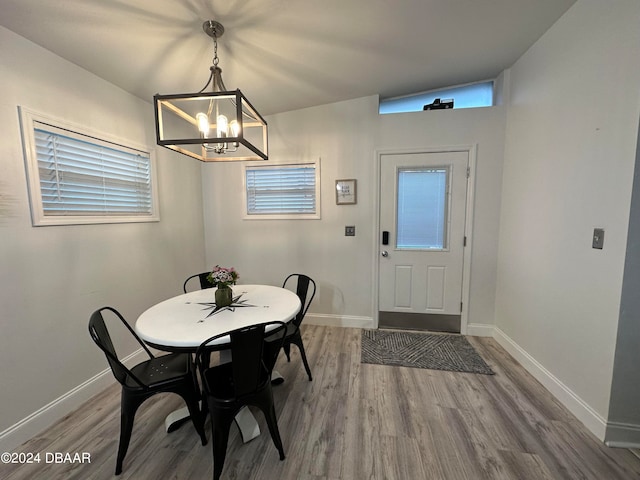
top-left (154, 20), bottom-right (268, 162)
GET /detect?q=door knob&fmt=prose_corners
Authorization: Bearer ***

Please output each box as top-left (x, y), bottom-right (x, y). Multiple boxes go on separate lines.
top-left (381, 250), bottom-right (388, 257)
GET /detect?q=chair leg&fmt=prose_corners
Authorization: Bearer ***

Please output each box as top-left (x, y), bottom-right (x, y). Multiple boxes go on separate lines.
top-left (262, 400), bottom-right (285, 461)
top-left (116, 392), bottom-right (144, 475)
top-left (186, 357), bottom-right (209, 446)
top-left (283, 343), bottom-right (291, 362)
top-left (116, 413), bottom-right (133, 475)
top-left (180, 389), bottom-right (208, 446)
top-left (293, 334), bottom-right (313, 381)
top-left (211, 409), bottom-right (234, 480)
top-left (201, 393), bottom-right (209, 426)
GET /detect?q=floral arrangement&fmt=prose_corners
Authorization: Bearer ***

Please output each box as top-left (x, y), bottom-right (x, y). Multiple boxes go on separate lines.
top-left (207, 265), bottom-right (239, 289)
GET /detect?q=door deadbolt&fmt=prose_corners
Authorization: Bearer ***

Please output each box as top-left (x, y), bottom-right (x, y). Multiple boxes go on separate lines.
top-left (381, 250), bottom-right (389, 257)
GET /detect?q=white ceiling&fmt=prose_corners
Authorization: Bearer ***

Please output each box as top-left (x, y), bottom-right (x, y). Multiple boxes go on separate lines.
top-left (0, 0), bottom-right (576, 116)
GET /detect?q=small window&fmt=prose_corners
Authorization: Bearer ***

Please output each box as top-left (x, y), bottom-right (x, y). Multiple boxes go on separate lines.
top-left (20, 108), bottom-right (159, 226)
top-left (396, 167), bottom-right (449, 250)
top-left (244, 162), bottom-right (320, 219)
top-left (379, 81), bottom-right (494, 114)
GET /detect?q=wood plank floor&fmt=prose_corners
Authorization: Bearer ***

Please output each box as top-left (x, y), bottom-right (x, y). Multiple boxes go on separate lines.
top-left (3, 325), bottom-right (640, 479)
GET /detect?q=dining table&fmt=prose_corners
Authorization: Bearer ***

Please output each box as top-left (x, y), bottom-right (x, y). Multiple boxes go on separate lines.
top-left (135, 284), bottom-right (301, 443)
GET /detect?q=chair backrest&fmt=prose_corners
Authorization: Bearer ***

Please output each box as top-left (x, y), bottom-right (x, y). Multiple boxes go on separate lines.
top-left (195, 322), bottom-right (287, 399)
top-left (88, 306), bottom-right (153, 388)
top-left (282, 274), bottom-right (316, 328)
top-left (183, 272), bottom-right (213, 293)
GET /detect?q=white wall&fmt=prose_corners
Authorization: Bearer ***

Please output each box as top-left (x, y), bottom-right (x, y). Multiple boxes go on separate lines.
top-left (0, 27), bottom-right (206, 450)
top-left (203, 96), bottom-right (506, 330)
top-left (203, 96), bottom-right (379, 326)
top-left (495, 0), bottom-right (640, 440)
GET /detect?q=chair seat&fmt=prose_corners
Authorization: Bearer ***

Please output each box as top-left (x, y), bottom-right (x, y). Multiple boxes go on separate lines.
top-left (126, 353), bottom-right (191, 389)
top-left (284, 323), bottom-right (298, 338)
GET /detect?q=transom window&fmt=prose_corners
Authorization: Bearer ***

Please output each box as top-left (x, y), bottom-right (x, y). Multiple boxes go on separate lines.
top-left (244, 162), bottom-right (320, 219)
top-left (20, 108), bottom-right (158, 226)
top-left (379, 80), bottom-right (494, 114)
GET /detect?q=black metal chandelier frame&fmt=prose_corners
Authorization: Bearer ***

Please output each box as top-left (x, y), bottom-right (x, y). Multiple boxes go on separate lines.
top-left (153, 20), bottom-right (268, 162)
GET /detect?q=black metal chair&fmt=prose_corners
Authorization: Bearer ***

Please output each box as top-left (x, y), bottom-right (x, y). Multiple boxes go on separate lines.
top-left (281, 274), bottom-right (316, 381)
top-left (88, 306), bottom-right (207, 475)
top-left (183, 272), bottom-right (213, 293)
top-left (195, 322), bottom-right (287, 480)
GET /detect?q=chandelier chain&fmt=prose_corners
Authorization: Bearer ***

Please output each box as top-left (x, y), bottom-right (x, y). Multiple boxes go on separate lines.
top-left (212, 34), bottom-right (219, 68)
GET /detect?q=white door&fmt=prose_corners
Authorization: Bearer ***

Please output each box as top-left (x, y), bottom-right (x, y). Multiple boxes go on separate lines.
top-left (378, 150), bottom-right (468, 332)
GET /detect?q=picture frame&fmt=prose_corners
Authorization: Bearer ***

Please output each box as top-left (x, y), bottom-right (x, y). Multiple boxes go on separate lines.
top-left (335, 179), bottom-right (357, 205)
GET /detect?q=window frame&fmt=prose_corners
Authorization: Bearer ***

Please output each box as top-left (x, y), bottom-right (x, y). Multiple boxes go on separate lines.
top-left (19, 107), bottom-right (159, 226)
top-left (242, 160), bottom-right (321, 220)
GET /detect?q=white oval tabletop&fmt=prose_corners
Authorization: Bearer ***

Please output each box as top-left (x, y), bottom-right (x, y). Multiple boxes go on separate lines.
top-left (135, 284), bottom-right (301, 350)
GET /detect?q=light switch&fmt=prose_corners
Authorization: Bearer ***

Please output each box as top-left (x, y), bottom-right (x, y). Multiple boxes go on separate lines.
top-left (345, 225), bottom-right (356, 236)
top-left (592, 228), bottom-right (604, 249)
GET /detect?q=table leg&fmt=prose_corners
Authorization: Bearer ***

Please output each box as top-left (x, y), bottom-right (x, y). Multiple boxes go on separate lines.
top-left (164, 405), bottom-right (261, 443)
top-left (234, 406), bottom-right (261, 443)
top-left (165, 406), bottom-right (191, 433)
top-left (271, 369), bottom-right (284, 385)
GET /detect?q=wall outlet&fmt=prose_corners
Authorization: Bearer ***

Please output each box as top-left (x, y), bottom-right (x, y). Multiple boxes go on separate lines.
top-left (345, 225), bottom-right (356, 236)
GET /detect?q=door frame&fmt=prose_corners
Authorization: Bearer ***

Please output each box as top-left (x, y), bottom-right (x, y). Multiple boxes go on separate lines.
top-left (372, 145), bottom-right (477, 334)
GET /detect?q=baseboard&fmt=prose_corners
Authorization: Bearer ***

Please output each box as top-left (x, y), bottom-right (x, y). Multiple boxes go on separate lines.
top-left (492, 327), bottom-right (608, 441)
top-left (465, 322), bottom-right (495, 337)
top-left (306, 315), bottom-right (493, 336)
top-left (605, 421), bottom-right (640, 448)
top-left (305, 313), bottom-right (374, 329)
top-left (0, 348), bottom-right (146, 453)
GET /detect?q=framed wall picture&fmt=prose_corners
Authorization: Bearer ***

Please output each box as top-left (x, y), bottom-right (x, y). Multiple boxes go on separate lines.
top-left (335, 179), bottom-right (357, 205)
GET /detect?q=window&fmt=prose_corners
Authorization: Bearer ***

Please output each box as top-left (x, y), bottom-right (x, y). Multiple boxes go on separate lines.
top-left (379, 81), bottom-right (494, 114)
top-left (396, 167), bottom-right (449, 250)
top-left (20, 108), bottom-right (158, 226)
top-left (244, 162), bottom-right (320, 219)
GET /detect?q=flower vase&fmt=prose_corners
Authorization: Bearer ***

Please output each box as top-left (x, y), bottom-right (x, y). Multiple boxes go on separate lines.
top-left (215, 286), bottom-right (233, 308)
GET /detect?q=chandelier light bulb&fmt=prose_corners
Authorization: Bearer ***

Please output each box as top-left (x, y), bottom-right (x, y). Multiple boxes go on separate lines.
top-left (217, 114), bottom-right (228, 137)
top-left (229, 119), bottom-right (240, 137)
top-left (196, 112), bottom-right (210, 136)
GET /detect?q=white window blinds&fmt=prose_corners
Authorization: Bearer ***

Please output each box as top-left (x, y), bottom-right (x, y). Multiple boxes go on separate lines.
top-left (396, 167), bottom-right (449, 249)
top-left (35, 127), bottom-right (152, 216)
top-left (245, 164), bottom-right (318, 216)
top-left (20, 107), bottom-right (158, 226)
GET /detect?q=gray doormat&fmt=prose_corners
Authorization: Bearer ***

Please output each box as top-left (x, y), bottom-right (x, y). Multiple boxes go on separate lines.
top-left (361, 329), bottom-right (495, 375)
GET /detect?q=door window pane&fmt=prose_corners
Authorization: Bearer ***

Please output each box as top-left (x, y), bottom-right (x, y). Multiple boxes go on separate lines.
top-left (396, 168), bottom-right (448, 249)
